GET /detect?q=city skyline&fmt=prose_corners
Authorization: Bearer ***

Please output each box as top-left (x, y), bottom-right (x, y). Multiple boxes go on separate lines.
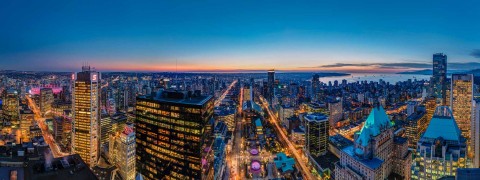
top-left (1, 1), bottom-right (480, 72)
top-left (2, 1), bottom-right (480, 180)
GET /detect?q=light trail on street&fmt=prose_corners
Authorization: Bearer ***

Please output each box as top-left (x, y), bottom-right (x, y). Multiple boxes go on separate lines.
top-left (215, 80), bottom-right (237, 107)
top-left (259, 96), bottom-right (317, 180)
top-left (25, 95), bottom-right (69, 158)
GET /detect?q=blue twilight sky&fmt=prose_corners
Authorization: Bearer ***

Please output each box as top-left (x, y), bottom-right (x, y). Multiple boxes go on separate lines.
top-left (1, 0), bottom-right (480, 72)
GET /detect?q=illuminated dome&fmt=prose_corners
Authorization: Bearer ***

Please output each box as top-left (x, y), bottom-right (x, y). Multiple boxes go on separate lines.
top-left (251, 160), bottom-right (261, 172)
top-left (250, 148), bottom-right (259, 155)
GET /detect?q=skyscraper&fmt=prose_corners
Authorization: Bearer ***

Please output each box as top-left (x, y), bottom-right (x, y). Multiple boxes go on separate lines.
top-left (2, 89), bottom-right (19, 124)
top-left (405, 109), bottom-right (428, 149)
top-left (328, 99), bottom-right (343, 128)
top-left (40, 88), bottom-right (53, 116)
top-left (311, 74), bottom-right (320, 102)
top-left (304, 113), bottom-right (329, 157)
top-left (267, 69), bottom-right (275, 104)
top-left (473, 99), bottom-right (480, 168)
top-left (432, 53), bottom-right (447, 105)
top-left (136, 90), bottom-right (214, 180)
top-left (451, 74), bottom-right (474, 160)
top-left (112, 125), bottom-right (136, 180)
top-left (72, 65), bottom-right (101, 167)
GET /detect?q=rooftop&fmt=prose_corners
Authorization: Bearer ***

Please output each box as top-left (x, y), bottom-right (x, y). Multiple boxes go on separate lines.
top-left (329, 134), bottom-right (353, 150)
top-left (312, 151), bottom-right (339, 172)
top-left (255, 118), bottom-right (262, 127)
top-left (423, 106), bottom-right (461, 141)
top-left (356, 106), bottom-right (392, 147)
top-left (304, 113), bottom-right (328, 122)
top-left (139, 90), bottom-right (212, 106)
top-left (342, 146), bottom-right (384, 170)
top-left (274, 153), bottom-right (295, 173)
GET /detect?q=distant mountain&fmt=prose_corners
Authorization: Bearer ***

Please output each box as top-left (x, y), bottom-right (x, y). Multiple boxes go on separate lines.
top-left (397, 69), bottom-right (432, 75)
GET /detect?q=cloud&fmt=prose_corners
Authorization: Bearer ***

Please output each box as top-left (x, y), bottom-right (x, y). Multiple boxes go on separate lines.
top-left (303, 62), bottom-right (480, 70)
top-left (470, 49), bottom-right (480, 58)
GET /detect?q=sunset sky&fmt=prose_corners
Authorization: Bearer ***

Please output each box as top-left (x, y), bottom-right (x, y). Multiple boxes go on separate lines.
top-left (1, 1), bottom-right (480, 72)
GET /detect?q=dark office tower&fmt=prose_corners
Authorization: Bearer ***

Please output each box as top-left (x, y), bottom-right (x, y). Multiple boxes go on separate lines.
top-left (432, 53), bottom-right (447, 105)
top-left (267, 69), bottom-right (275, 104)
top-left (305, 113), bottom-right (329, 157)
top-left (40, 88), bottom-right (53, 116)
top-left (312, 74), bottom-right (320, 102)
top-left (262, 81), bottom-right (269, 99)
top-left (72, 65), bottom-right (100, 168)
top-left (101, 87), bottom-right (108, 110)
top-left (136, 90), bottom-right (214, 180)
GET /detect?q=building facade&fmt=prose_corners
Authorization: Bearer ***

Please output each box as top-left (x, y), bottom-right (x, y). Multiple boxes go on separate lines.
top-left (335, 106), bottom-right (411, 180)
top-left (432, 53), bottom-right (447, 105)
top-left (267, 69), bottom-right (275, 104)
top-left (451, 74), bottom-right (474, 160)
top-left (412, 106), bottom-right (468, 179)
top-left (328, 100), bottom-right (343, 128)
top-left (72, 65), bottom-right (101, 167)
top-left (135, 90), bottom-right (214, 180)
top-left (305, 113), bottom-right (329, 157)
top-left (40, 88), bottom-right (54, 116)
top-left (3, 89), bottom-right (19, 124)
top-left (114, 125), bottom-right (136, 180)
top-left (405, 110), bottom-right (428, 149)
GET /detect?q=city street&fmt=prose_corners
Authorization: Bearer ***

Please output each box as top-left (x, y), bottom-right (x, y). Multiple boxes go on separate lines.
top-left (25, 95), bottom-right (69, 158)
top-left (215, 80), bottom-right (237, 106)
top-left (259, 96), bottom-right (316, 180)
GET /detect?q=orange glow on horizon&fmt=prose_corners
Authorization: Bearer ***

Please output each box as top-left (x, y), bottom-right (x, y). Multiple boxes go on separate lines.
top-left (84, 61), bottom-right (417, 73)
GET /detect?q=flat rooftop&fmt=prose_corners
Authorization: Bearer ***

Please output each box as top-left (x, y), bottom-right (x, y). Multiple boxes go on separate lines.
top-left (312, 151), bottom-right (339, 172)
top-left (139, 90), bottom-right (213, 106)
top-left (304, 113), bottom-right (328, 122)
top-left (342, 146), bottom-right (384, 170)
top-left (26, 154), bottom-right (97, 180)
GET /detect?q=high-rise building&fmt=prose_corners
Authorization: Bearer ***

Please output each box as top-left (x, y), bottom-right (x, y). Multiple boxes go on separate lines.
top-left (72, 65), bottom-right (101, 167)
top-left (19, 109), bottom-right (34, 142)
top-left (432, 53), bottom-right (447, 105)
top-left (311, 74), bottom-right (320, 102)
top-left (405, 109), bottom-right (428, 149)
top-left (40, 88), bottom-right (54, 116)
top-left (304, 113), bottom-right (329, 157)
top-left (406, 101), bottom-right (418, 117)
top-left (267, 69), bottom-right (275, 104)
top-left (2, 89), bottom-right (19, 124)
top-left (100, 114), bottom-right (112, 147)
top-left (451, 74), bottom-right (474, 160)
top-left (328, 99), bottom-right (343, 128)
top-left (111, 125), bottom-right (136, 180)
top-left (136, 90), bottom-right (214, 180)
top-left (412, 106), bottom-right (468, 179)
top-left (473, 99), bottom-right (480, 168)
top-left (425, 96), bottom-right (436, 122)
top-left (335, 106), bottom-right (411, 179)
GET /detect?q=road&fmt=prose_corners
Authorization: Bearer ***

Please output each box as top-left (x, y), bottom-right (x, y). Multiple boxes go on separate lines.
top-left (25, 95), bottom-right (69, 158)
top-left (215, 80), bottom-right (237, 107)
top-left (227, 86), bottom-right (244, 180)
top-left (259, 96), bottom-right (316, 180)
top-left (231, 117), bottom-right (245, 180)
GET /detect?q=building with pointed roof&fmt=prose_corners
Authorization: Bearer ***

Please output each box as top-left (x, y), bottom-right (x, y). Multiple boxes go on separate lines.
top-left (334, 106), bottom-right (411, 179)
top-left (412, 106), bottom-right (469, 179)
